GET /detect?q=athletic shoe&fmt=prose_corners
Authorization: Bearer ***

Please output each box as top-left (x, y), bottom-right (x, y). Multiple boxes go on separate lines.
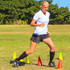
top-left (13, 60), bottom-right (19, 67)
top-left (48, 62), bottom-right (57, 69)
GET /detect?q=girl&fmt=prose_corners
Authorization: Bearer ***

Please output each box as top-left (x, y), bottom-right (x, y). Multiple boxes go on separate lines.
top-left (13, 1), bottom-right (57, 68)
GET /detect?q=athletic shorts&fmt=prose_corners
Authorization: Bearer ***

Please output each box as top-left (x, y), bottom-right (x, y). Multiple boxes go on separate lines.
top-left (30, 34), bottom-right (49, 43)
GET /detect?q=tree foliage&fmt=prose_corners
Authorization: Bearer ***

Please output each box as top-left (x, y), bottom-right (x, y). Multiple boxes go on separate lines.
top-left (0, 0), bottom-right (70, 24)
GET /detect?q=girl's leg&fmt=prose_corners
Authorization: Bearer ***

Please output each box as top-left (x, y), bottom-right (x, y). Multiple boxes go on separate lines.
top-left (15, 40), bottom-right (37, 61)
top-left (26, 40), bottom-right (37, 55)
top-left (43, 38), bottom-right (57, 68)
top-left (13, 41), bottom-right (37, 67)
top-left (43, 38), bottom-right (55, 63)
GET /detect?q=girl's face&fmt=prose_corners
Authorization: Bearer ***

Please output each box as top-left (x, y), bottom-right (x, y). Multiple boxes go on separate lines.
top-left (41, 4), bottom-right (49, 13)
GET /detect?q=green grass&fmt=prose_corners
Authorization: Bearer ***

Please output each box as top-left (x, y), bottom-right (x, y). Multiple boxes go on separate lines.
top-left (0, 25), bottom-right (70, 70)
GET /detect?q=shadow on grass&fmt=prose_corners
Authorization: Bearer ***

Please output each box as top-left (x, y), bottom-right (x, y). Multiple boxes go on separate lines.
top-left (10, 60), bottom-right (25, 66)
top-left (29, 63), bottom-right (57, 69)
top-left (56, 58), bottom-right (59, 60)
top-left (10, 60), bottom-right (57, 69)
top-left (29, 63), bottom-right (48, 67)
top-left (10, 60), bottom-right (48, 67)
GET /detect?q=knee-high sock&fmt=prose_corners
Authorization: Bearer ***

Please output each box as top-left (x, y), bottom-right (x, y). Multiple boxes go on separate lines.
top-left (16, 51), bottom-right (28, 61)
top-left (50, 52), bottom-right (55, 62)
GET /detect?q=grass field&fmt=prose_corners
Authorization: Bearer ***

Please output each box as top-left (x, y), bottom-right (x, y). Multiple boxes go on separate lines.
top-left (0, 25), bottom-right (70, 70)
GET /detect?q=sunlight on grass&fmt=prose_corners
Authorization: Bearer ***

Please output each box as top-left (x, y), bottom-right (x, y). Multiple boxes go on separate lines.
top-left (0, 25), bottom-right (70, 70)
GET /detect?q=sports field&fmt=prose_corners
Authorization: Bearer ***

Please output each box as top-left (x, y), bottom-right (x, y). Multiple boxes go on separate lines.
top-left (0, 25), bottom-right (70, 70)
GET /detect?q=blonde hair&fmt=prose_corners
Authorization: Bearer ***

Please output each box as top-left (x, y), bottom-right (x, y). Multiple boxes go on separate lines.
top-left (40, 1), bottom-right (49, 8)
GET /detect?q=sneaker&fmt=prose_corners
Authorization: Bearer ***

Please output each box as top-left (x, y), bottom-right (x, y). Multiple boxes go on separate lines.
top-left (48, 62), bottom-right (57, 69)
top-left (13, 60), bottom-right (19, 67)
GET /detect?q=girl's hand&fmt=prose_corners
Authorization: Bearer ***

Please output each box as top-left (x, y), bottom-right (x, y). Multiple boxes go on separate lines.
top-left (47, 31), bottom-right (51, 36)
top-left (39, 23), bottom-right (45, 27)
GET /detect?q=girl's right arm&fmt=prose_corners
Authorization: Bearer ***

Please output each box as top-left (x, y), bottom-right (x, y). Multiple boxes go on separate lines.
top-left (30, 19), bottom-right (44, 27)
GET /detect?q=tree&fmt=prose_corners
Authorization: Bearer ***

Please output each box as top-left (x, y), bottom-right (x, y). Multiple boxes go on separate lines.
top-left (48, 4), bottom-right (59, 24)
top-left (0, 0), bottom-right (70, 24)
top-left (0, 0), bottom-right (41, 24)
top-left (58, 7), bottom-right (69, 24)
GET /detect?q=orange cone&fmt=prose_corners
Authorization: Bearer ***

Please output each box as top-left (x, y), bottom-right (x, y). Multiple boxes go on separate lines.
top-left (38, 56), bottom-right (42, 66)
top-left (58, 59), bottom-right (63, 69)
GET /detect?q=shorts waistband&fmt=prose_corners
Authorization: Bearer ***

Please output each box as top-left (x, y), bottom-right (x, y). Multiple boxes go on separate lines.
top-left (33, 34), bottom-right (47, 36)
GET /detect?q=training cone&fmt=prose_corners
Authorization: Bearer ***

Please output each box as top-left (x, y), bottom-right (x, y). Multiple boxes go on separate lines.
top-left (38, 56), bottom-right (42, 66)
top-left (13, 51), bottom-right (16, 60)
top-left (59, 52), bottom-right (63, 60)
top-left (25, 56), bottom-right (30, 64)
top-left (58, 59), bottom-right (63, 69)
top-left (19, 59), bottom-right (23, 62)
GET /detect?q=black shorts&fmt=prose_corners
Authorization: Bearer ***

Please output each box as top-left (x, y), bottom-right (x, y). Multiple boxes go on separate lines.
top-left (30, 34), bottom-right (49, 43)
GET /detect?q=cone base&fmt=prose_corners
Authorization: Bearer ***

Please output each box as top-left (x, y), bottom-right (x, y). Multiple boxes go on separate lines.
top-left (25, 57), bottom-right (30, 64)
top-left (58, 68), bottom-right (63, 69)
top-left (58, 59), bottom-right (63, 69)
